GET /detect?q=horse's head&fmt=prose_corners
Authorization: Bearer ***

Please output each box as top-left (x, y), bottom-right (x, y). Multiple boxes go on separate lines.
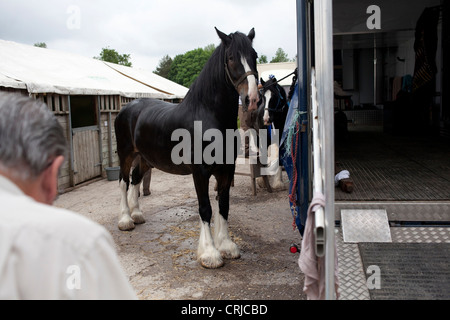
top-left (260, 77), bottom-right (288, 127)
top-left (216, 27), bottom-right (259, 112)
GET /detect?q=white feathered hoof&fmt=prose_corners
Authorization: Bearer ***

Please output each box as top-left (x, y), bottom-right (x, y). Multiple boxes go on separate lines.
top-left (198, 220), bottom-right (225, 268)
top-left (131, 211), bottom-right (146, 225)
top-left (218, 241), bottom-right (241, 260)
top-left (198, 249), bottom-right (224, 269)
top-left (214, 213), bottom-right (240, 260)
top-left (118, 215), bottom-right (135, 231)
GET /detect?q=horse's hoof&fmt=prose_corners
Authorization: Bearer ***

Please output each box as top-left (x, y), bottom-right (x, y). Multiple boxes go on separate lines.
top-left (218, 241), bottom-right (241, 260)
top-left (118, 217), bottom-right (135, 231)
top-left (221, 250), bottom-right (241, 260)
top-left (131, 211), bottom-right (146, 224)
top-left (199, 252), bottom-right (224, 269)
top-left (200, 258), bottom-right (224, 269)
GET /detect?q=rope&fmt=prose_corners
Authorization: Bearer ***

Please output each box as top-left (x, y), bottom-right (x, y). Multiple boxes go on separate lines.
top-left (262, 69), bottom-right (298, 91)
top-left (285, 109), bottom-right (307, 230)
top-left (289, 121), bottom-right (300, 230)
top-left (289, 121), bottom-right (300, 206)
top-left (283, 111), bottom-right (300, 157)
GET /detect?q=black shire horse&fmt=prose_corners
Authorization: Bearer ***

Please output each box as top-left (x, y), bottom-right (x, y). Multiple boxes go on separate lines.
top-left (251, 76), bottom-right (289, 143)
top-left (114, 28), bottom-right (259, 269)
top-left (253, 76), bottom-right (289, 189)
top-left (259, 76), bottom-right (288, 135)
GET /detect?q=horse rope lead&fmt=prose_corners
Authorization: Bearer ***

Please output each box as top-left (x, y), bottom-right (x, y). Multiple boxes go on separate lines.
top-left (289, 121), bottom-right (301, 231)
top-left (261, 68), bottom-right (298, 91)
top-left (260, 69), bottom-right (298, 114)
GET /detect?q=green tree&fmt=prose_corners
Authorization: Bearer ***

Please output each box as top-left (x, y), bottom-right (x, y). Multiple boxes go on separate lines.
top-left (95, 47), bottom-right (132, 67)
top-left (203, 44), bottom-right (216, 56)
top-left (34, 42), bottom-right (47, 48)
top-left (168, 44), bottom-right (215, 88)
top-left (154, 55), bottom-right (173, 78)
top-left (258, 55), bottom-right (268, 64)
top-left (270, 48), bottom-right (289, 63)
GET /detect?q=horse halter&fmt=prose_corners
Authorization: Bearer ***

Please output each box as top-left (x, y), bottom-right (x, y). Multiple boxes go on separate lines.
top-left (263, 82), bottom-right (286, 114)
top-left (224, 54), bottom-right (258, 92)
top-left (262, 70), bottom-right (297, 112)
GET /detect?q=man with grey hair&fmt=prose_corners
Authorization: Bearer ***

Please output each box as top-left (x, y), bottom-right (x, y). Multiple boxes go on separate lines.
top-left (0, 93), bottom-right (136, 299)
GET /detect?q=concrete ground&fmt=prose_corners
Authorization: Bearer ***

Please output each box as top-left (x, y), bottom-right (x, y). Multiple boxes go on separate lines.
top-left (54, 166), bottom-right (306, 300)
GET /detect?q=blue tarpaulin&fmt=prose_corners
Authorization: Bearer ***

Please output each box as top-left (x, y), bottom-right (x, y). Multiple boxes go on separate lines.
top-left (280, 80), bottom-right (308, 236)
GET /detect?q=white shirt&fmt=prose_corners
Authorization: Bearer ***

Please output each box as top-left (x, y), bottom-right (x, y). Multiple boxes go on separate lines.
top-left (0, 175), bottom-right (137, 300)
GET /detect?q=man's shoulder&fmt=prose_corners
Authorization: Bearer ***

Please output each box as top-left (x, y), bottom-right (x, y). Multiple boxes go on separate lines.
top-left (1, 193), bottom-right (111, 253)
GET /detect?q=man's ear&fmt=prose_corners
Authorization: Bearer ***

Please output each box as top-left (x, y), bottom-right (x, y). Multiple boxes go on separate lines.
top-left (40, 156), bottom-right (65, 205)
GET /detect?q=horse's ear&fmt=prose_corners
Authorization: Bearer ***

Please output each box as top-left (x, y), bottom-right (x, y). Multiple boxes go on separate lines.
top-left (215, 27), bottom-right (232, 46)
top-left (248, 28), bottom-right (255, 42)
top-left (260, 78), bottom-right (266, 86)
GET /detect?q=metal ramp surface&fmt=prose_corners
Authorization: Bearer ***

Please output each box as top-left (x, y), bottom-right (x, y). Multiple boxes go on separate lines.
top-left (336, 201), bottom-right (450, 222)
top-left (337, 207), bottom-right (450, 300)
top-left (359, 243), bottom-right (450, 300)
top-left (341, 209), bottom-right (391, 243)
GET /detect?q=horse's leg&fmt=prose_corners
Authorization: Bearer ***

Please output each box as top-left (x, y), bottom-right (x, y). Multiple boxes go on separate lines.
top-left (118, 154), bottom-right (136, 231)
top-left (213, 166), bottom-right (240, 260)
top-left (128, 157), bottom-right (149, 225)
top-left (142, 169), bottom-right (152, 196)
top-left (193, 168), bottom-right (223, 269)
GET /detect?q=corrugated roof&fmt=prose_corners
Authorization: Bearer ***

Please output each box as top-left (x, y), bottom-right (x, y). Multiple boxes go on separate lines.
top-left (0, 39), bottom-right (188, 99)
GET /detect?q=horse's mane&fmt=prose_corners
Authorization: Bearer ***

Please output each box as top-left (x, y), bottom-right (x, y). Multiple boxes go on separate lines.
top-left (263, 78), bottom-right (278, 91)
top-left (184, 43), bottom-right (227, 106)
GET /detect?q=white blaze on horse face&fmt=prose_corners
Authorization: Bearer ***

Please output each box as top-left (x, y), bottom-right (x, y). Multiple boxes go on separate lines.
top-left (263, 90), bottom-right (272, 125)
top-left (240, 55), bottom-right (259, 111)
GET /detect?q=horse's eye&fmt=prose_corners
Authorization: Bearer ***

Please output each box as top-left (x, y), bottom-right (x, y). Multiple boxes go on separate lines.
top-left (229, 56), bottom-right (234, 62)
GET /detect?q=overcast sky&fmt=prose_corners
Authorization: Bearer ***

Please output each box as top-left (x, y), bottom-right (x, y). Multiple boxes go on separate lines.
top-left (0, 0), bottom-right (298, 72)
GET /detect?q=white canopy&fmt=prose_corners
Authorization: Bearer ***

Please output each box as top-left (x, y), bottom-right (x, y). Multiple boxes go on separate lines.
top-left (105, 62), bottom-right (188, 99)
top-left (0, 39), bottom-right (188, 99)
top-left (0, 71), bottom-right (26, 90)
top-left (258, 62), bottom-right (297, 87)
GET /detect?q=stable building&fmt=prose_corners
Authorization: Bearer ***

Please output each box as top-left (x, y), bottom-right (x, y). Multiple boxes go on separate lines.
top-left (0, 39), bottom-right (188, 191)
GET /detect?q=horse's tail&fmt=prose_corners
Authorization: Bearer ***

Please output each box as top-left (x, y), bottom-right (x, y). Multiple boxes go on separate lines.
top-left (114, 101), bottom-right (141, 185)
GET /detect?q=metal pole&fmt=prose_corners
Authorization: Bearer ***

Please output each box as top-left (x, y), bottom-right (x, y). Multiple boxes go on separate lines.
top-left (297, 0), bottom-right (308, 105)
top-left (67, 95), bottom-right (75, 188)
top-left (311, 68), bottom-right (325, 257)
top-left (374, 35), bottom-right (377, 107)
top-left (108, 112), bottom-right (113, 167)
top-left (313, 0), bottom-right (336, 300)
top-left (297, 0), bottom-right (309, 235)
top-left (97, 96), bottom-right (103, 172)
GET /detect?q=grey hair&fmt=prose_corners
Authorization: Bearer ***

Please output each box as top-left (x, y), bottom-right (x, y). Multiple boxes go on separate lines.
top-left (0, 93), bottom-right (68, 181)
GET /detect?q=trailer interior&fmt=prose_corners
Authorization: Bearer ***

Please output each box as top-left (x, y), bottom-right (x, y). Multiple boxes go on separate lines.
top-left (332, 0), bottom-right (450, 223)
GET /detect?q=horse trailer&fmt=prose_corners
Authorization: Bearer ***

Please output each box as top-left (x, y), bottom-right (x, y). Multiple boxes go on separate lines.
top-left (295, 0), bottom-right (449, 300)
